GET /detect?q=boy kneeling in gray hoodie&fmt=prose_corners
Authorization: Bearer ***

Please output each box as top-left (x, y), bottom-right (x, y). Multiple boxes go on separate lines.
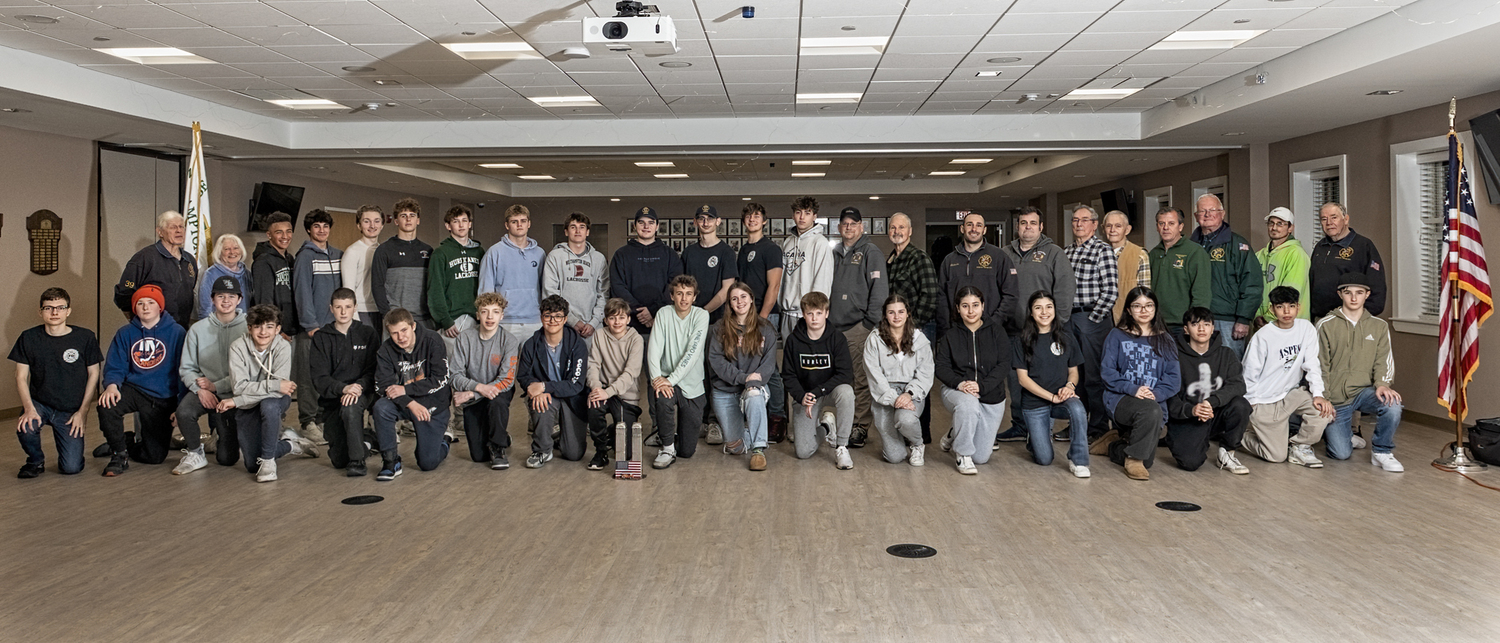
top-left (221, 304), bottom-right (318, 482)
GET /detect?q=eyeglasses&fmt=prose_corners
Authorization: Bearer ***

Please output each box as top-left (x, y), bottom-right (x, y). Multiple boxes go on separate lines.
top-left (1129, 303), bottom-right (1156, 311)
top-left (542, 313), bottom-right (568, 322)
top-left (41, 305), bottom-right (69, 313)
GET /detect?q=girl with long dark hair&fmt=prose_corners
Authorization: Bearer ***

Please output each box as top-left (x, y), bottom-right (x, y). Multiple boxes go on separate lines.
top-left (863, 294), bottom-right (934, 466)
top-left (1099, 286), bottom-right (1181, 480)
top-left (1014, 290), bottom-right (1090, 478)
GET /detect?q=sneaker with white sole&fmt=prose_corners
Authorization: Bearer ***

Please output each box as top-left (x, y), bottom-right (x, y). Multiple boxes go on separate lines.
top-left (940, 430), bottom-right (955, 453)
top-left (956, 455), bottom-right (977, 475)
top-left (377, 460), bottom-right (403, 481)
top-left (255, 457), bottom-right (277, 482)
top-left (820, 411), bottom-right (838, 448)
top-left (303, 421), bottom-right (327, 445)
top-left (525, 451), bottom-right (553, 469)
top-left (1068, 461), bottom-right (1091, 478)
top-left (1372, 452), bottom-right (1405, 472)
top-left (172, 447), bottom-right (207, 475)
top-left (1218, 447), bottom-right (1249, 475)
top-left (1287, 444), bottom-right (1323, 468)
top-left (652, 444), bottom-right (676, 469)
top-left (909, 444), bottom-right (925, 467)
top-left (705, 423), bottom-right (724, 445)
top-left (1350, 433), bottom-right (1368, 450)
top-left (644, 431), bottom-right (661, 447)
top-left (835, 445), bottom-right (853, 470)
top-left (283, 433), bottom-right (319, 459)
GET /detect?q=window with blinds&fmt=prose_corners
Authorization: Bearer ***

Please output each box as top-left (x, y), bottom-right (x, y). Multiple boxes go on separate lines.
top-left (1417, 157), bottom-right (1450, 318)
top-left (1307, 169), bottom-right (1341, 244)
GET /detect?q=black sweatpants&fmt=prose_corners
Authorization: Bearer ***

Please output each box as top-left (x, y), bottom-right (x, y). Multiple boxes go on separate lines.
top-left (587, 396), bottom-right (642, 453)
top-left (1108, 395), bottom-right (1163, 469)
top-left (461, 388), bottom-right (515, 462)
top-left (98, 384), bottom-right (176, 465)
top-left (175, 393), bottom-right (241, 466)
top-left (1166, 397), bottom-right (1251, 471)
top-left (651, 386), bottom-right (705, 457)
top-left (319, 394), bottom-right (372, 469)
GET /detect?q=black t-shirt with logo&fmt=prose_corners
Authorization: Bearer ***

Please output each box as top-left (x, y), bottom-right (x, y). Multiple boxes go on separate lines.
top-left (8, 325), bottom-right (103, 413)
top-left (1011, 330), bottom-right (1083, 410)
top-left (681, 241), bottom-right (739, 321)
top-left (737, 237), bottom-right (784, 314)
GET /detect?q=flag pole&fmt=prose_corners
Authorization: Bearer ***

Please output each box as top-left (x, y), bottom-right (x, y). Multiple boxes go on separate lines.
top-left (1434, 97), bottom-right (1488, 472)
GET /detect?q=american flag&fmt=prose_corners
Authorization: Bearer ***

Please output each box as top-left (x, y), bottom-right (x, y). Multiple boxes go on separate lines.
top-left (1437, 130), bottom-right (1494, 420)
top-left (614, 461), bottom-right (643, 480)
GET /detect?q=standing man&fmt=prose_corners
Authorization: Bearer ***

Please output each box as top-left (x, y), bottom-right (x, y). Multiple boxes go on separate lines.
top-left (480, 204), bottom-right (546, 341)
top-left (1309, 202), bottom-right (1387, 320)
top-left (372, 198), bottom-right (433, 328)
top-left (829, 206), bottom-right (888, 448)
top-left (737, 202), bottom-right (786, 441)
top-left (1063, 205), bottom-right (1120, 442)
top-left (682, 205), bottom-right (738, 323)
top-left (342, 204), bottom-right (385, 330)
top-left (1148, 207), bottom-right (1211, 335)
top-left (428, 204), bottom-right (485, 352)
top-left (250, 212), bottom-right (300, 339)
top-left (885, 211), bottom-right (939, 444)
top-left (996, 206), bottom-right (1074, 441)
top-left (612, 206), bottom-right (684, 337)
top-left (1255, 207), bottom-right (1311, 327)
top-left (779, 196), bottom-right (835, 341)
top-left (543, 212), bottom-right (609, 345)
top-left (1189, 194), bottom-right (1261, 357)
top-left (936, 212), bottom-right (1018, 338)
top-left (1102, 210), bottom-right (1150, 323)
top-left (115, 210), bottom-right (197, 324)
top-left (293, 208), bottom-right (343, 443)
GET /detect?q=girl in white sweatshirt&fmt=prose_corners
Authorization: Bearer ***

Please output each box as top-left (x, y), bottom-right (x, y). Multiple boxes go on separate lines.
top-left (864, 294), bottom-right (934, 466)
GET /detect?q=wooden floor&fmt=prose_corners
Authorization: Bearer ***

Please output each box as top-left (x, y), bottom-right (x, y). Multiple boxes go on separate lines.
top-left (2, 397), bottom-right (1498, 643)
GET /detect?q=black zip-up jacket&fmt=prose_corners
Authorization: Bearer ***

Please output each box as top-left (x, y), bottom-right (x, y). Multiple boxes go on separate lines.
top-left (1309, 228), bottom-right (1387, 319)
top-left (309, 321), bottom-right (378, 401)
top-left (609, 239), bottom-right (684, 334)
top-left (936, 242), bottom-right (1019, 338)
top-left (114, 241), bottom-right (198, 324)
top-left (781, 318), bottom-right (852, 402)
top-left (1167, 330), bottom-right (1247, 420)
top-left (375, 325), bottom-right (450, 410)
top-left (516, 325), bottom-right (590, 421)
top-left (250, 241), bottom-right (301, 335)
top-left (934, 319), bottom-right (1011, 405)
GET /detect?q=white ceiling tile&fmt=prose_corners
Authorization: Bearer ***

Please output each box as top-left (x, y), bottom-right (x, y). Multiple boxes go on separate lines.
top-left (714, 55), bottom-right (795, 71)
top-left (1113, 0), bottom-right (1223, 8)
top-left (801, 0), bottom-right (904, 18)
top-left (1213, 0), bottom-right (1323, 9)
top-left (1240, 28), bottom-right (1343, 48)
top-left (571, 84), bottom-right (660, 96)
top-left (79, 63), bottom-right (195, 80)
top-left (1123, 48), bottom-right (1220, 65)
top-left (871, 67), bottom-right (950, 81)
top-left (879, 52), bottom-right (966, 68)
top-left (1085, 10), bottom-right (1205, 34)
top-left (1205, 46), bottom-right (1298, 65)
top-left (185, 45), bottom-right (292, 63)
top-left (1276, 6), bottom-right (1395, 29)
top-left (41, 27), bottom-right (164, 49)
top-left (30, 47), bottom-right (128, 65)
top-left (798, 16), bottom-right (901, 39)
top-left (797, 69), bottom-right (874, 84)
top-left (1009, 0), bottom-right (1117, 12)
top-left (1146, 75), bottom-right (1219, 89)
top-left (128, 27), bottom-right (252, 48)
top-left (162, 64), bottom-right (257, 79)
top-left (723, 81), bottom-right (793, 93)
top-left (893, 14), bottom-right (1000, 38)
top-left (1179, 61), bottom-right (1259, 77)
top-left (797, 55), bottom-right (880, 71)
top-left (268, 45), bottom-right (373, 63)
top-left (708, 38), bottom-right (796, 56)
top-left (726, 94), bottom-right (793, 104)
top-left (66, 4), bottom-right (205, 29)
top-left (224, 25), bottom-right (346, 47)
top-left (1006, 78), bottom-right (1088, 91)
top-left (370, 0), bottom-right (500, 25)
top-left (867, 79), bottom-right (942, 91)
top-left (701, 17), bottom-right (798, 40)
top-left (316, 24), bottom-right (427, 46)
top-left (165, 3), bottom-right (297, 28)
top-left (230, 62), bottom-right (324, 77)
top-left (1061, 31), bottom-right (1167, 51)
top-left (406, 22), bottom-right (514, 40)
top-left (266, 1), bottom-right (403, 26)
top-left (1040, 50), bottom-right (1136, 66)
top-left (1183, 7), bottom-right (1313, 31)
top-left (991, 12), bottom-right (1102, 35)
top-left (957, 51), bottom-right (1048, 67)
top-left (929, 90), bottom-right (1000, 101)
top-left (971, 33), bottom-right (1073, 53)
top-left (356, 43), bottom-right (457, 61)
top-left (277, 74), bottom-right (363, 90)
top-left (884, 35), bottom-right (983, 55)
top-left (794, 81), bottom-right (868, 93)
top-left (1022, 64), bottom-right (1111, 78)
top-left (552, 56), bottom-right (641, 72)
top-left (197, 76), bottom-right (291, 90)
top-left (505, 20), bottom-right (581, 44)
top-left (1322, 0), bottom-right (1419, 6)
top-left (640, 70), bottom-right (724, 84)
top-left (1103, 62), bottom-right (1193, 77)
top-left (388, 60), bottom-right (485, 76)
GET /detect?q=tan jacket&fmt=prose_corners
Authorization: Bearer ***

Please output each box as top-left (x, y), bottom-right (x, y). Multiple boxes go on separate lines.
top-left (1315, 308), bottom-right (1394, 406)
top-left (587, 326), bottom-right (644, 405)
top-left (1112, 240), bottom-right (1151, 323)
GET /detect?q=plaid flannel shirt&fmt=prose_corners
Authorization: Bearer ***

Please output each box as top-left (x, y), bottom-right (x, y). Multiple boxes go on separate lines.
top-left (1064, 235), bottom-right (1119, 324)
top-left (886, 244), bottom-right (939, 329)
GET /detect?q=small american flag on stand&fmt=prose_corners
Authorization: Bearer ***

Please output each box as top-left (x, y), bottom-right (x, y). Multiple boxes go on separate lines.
top-left (1436, 129), bottom-right (1494, 420)
top-left (614, 461), bottom-right (643, 480)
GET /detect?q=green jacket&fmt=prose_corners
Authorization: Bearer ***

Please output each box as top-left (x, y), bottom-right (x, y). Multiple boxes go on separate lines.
top-left (1148, 238), bottom-right (1212, 328)
top-left (1315, 307), bottom-right (1394, 406)
top-left (1255, 237), bottom-right (1310, 323)
top-left (1191, 224), bottom-right (1262, 324)
top-left (427, 236), bottom-right (484, 330)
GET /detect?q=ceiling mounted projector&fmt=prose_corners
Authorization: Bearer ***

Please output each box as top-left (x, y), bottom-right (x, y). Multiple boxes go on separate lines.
top-left (582, 2), bottom-right (679, 56)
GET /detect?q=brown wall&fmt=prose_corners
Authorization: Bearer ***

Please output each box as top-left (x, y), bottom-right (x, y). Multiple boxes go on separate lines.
top-left (1054, 154), bottom-right (1238, 243)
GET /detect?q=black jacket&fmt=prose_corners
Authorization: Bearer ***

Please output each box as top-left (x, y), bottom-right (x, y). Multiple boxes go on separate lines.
top-left (1309, 229), bottom-right (1387, 319)
top-left (609, 239), bottom-right (684, 334)
top-left (936, 242), bottom-right (1019, 337)
top-left (1167, 330), bottom-right (1247, 420)
top-left (374, 325), bottom-right (450, 409)
top-left (934, 319), bottom-right (1011, 405)
top-left (517, 325), bottom-right (589, 420)
top-left (115, 241), bottom-right (198, 324)
top-left (309, 321), bottom-right (378, 401)
top-left (781, 318), bottom-right (852, 402)
top-left (250, 241), bottom-right (300, 335)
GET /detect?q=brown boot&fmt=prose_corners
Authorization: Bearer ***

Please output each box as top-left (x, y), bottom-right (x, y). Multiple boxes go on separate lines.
top-left (749, 449), bottom-right (767, 471)
top-left (768, 415), bottom-right (787, 444)
top-left (1124, 458), bottom-right (1149, 480)
top-left (1088, 430), bottom-right (1117, 456)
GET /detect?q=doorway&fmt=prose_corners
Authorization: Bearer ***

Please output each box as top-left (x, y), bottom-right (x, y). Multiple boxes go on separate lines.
top-left (925, 221), bottom-right (1002, 268)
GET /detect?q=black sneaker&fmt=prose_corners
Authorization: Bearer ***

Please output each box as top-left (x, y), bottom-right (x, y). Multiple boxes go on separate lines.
top-left (92, 442), bottom-right (112, 458)
top-left (102, 454), bottom-right (129, 477)
top-left (587, 450), bottom-right (609, 471)
top-left (17, 462), bottom-right (43, 479)
top-left (1053, 427), bottom-right (1071, 442)
top-left (376, 460), bottom-right (403, 481)
top-left (848, 424), bottom-right (868, 448)
top-left (490, 449), bottom-right (510, 470)
top-left (346, 462), bottom-right (367, 477)
top-left (995, 426), bottom-right (1027, 442)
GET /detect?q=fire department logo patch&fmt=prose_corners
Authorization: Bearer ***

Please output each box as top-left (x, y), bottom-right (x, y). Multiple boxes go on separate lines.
top-left (1338, 247), bottom-right (1354, 260)
top-left (707, 255), bottom-right (719, 268)
top-left (851, 252), bottom-right (863, 265)
top-left (978, 255), bottom-right (993, 269)
top-left (1210, 248), bottom-right (1226, 261)
top-left (63, 349), bottom-right (79, 364)
top-left (747, 250), bottom-right (756, 262)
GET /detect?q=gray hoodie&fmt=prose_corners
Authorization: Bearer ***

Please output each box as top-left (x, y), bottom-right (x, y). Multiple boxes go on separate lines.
top-left (1001, 234), bottom-right (1076, 332)
top-left (180, 310), bottom-right (247, 394)
top-left (451, 326), bottom-right (521, 394)
top-left (707, 317), bottom-right (778, 393)
top-left (293, 240), bottom-right (343, 331)
top-left (863, 327), bottom-right (935, 405)
top-left (830, 235), bottom-right (889, 331)
top-left (229, 335), bottom-right (292, 408)
top-left (543, 242), bottom-right (610, 330)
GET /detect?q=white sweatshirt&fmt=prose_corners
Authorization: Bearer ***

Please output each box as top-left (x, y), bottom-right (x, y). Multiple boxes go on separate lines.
top-left (1242, 318), bottom-right (1324, 404)
top-left (342, 237), bottom-right (379, 313)
top-left (779, 224), bottom-right (834, 318)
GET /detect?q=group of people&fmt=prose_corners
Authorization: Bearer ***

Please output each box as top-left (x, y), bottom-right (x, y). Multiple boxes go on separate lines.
top-left (10, 194), bottom-right (1405, 482)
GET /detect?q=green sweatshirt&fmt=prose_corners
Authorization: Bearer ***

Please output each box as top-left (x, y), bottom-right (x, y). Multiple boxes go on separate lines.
top-left (646, 305), bottom-right (709, 399)
top-left (1315, 307), bottom-right (1394, 406)
top-left (1191, 225), bottom-right (1262, 324)
top-left (1148, 238), bottom-right (1212, 328)
top-left (427, 236), bottom-right (484, 330)
top-left (1255, 237), bottom-right (1311, 323)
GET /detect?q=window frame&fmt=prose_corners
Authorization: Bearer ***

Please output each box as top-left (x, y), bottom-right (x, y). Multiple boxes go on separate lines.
top-left (1389, 131), bottom-right (1478, 336)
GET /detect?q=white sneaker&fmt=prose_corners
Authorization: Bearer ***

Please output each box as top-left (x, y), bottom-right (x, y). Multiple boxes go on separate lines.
top-left (652, 444), bottom-right (677, 469)
top-left (644, 431), bottom-right (661, 447)
top-left (956, 455), bottom-right (977, 475)
top-left (1068, 461), bottom-right (1091, 479)
top-left (1287, 444), bottom-right (1323, 468)
top-left (284, 433), bottom-right (319, 459)
top-left (255, 457), bottom-right (277, 482)
top-left (1218, 447), bottom-right (1250, 475)
top-left (302, 421), bottom-right (327, 445)
top-left (820, 411), bottom-right (838, 448)
top-left (1350, 433), bottom-right (1368, 449)
top-left (1372, 452), bottom-right (1405, 472)
top-left (835, 445), bottom-right (853, 470)
top-left (172, 447), bottom-right (207, 475)
top-left (705, 423), bottom-right (724, 445)
top-left (940, 430), bottom-right (955, 453)
top-left (909, 444), bottom-right (925, 467)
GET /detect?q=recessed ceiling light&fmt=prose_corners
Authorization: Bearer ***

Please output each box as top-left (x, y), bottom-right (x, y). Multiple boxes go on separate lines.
top-left (797, 92), bottom-right (862, 104)
top-left (0, 108), bottom-right (32, 113)
top-left (659, 61), bottom-right (692, 68)
top-left (655, 173), bottom-right (689, 179)
top-left (950, 158), bottom-right (992, 164)
top-left (1150, 30), bottom-right (1266, 50)
top-left (792, 160), bottom-right (831, 165)
top-left (869, 196), bottom-right (880, 200)
top-left (1233, 19), bottom-right (1251, 24)
top-left (442, 41), bottom-right (542, 60)
top-left (840, 25), bottom-right (857, 31)
top-left (791, 172), bottom-right (826, 177)
top-left (1073, 174), bottom-right (1087, 178)
top-left (929, 171), bottom-right (966, 176)
top-left (799, 36), bottom-right (888, 56)
top-left (478, 163), bottom-right (521, 169)
top-left (634, 161), bottom-right (675, 167)
top-left (96, 47), bottom-right (212, 64)
top-left (987, 56), bottom-right (1022, 64)
top-left (93, 37), bottom-right (110, 42)
top-left (1222, 131), bottom-right (1245, 136)
top-left (373, 79), bottom-right (401, 86)
top-left (342, 66), bottom-right (376, 72)
top-left (266, 98), bottom-right (342, 109)
top-left (1063, 88), bottom-right (1141, 100)
top-left (1367, 89), bottom-right (1403, 96)
top-left (518, 175), bottom-right (556, 180)
top-left (742, 197), bottom-right (752, 200)
top-left (15, 15), bottom-right (59, 24)
top-left (610, 198), bottom-right (621, 202)
top-left (975, 71), bottom-right (1003, 78)
top-left (528, 95), bottom-right (600, 107)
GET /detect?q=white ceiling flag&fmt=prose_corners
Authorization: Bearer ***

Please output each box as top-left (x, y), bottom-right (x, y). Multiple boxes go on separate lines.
top-left (183, 121), bottom-right (212, 269)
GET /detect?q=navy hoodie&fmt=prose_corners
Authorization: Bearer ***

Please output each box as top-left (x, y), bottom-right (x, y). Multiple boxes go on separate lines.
top-left (517, 325), bottom-right (590, 421)
top-left (375, 325), bottom-right (450, 410)
top-left (104, 311), bottom-right (187, 400)
top-left (610, 239), bottom-right (684, 334)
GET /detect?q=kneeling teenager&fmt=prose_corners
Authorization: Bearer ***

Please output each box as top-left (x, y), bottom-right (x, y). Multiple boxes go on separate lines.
top-left (373, 308), bottom-right (453, 479)
top-left (520, 295), bottom-right (590, 469)
top-left (1166, 307), bottom-right (1251, 474)
top-left (310, 288), bottom-right (378, 476)
top-left (222, 304), bottom-right (318, 482)
top-left (784, 291), bottom-right (856, 469)
top-left (1014, 290), bottom-right (1090, 478)
top-left (1100, 287), bottom-right (1181, 481)
top-left (864, 294), bottom-right (933, 467)
top-left (934, 286), bottom-right (1011, 475)
top-left (452, 292), bottom-right (521, 470)
top-left (708, 282), bottom-right (778, 470)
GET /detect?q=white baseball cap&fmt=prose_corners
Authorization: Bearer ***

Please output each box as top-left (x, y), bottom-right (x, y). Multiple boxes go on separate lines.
top-left (1265, 207), bottom-right (1294, 223)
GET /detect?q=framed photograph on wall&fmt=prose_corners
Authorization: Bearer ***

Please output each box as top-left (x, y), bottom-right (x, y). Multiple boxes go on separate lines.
top-left (729, 239), bottom-right (741, 252)
top-left (717, 220), bottom-right (728, 236)
top-left (628, 219), bottom-right (636, 236)
top-left (728, 220), bottom-right (742, 236)
top-left (872, 218), bottom-right (887, 234)
top-left (770, 219), bottom-right (785, 236)
top-left (670, 219), bottom-right (684, 237)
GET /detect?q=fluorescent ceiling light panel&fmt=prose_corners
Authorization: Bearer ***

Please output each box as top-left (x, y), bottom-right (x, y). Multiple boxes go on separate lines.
top-left (929, 171), bottom-right (966, 176)
top-left (792, 160), bottom-right (831, 165)
top-left (442, 42), bottom-right (543, 60)
top-left (266, 98), bottom-right (343, 109)
top-left (655, 173), bottom-right (689, 178)
top-left (634, 161), bottom-right (675, 167)
top-left (1063, 88), bottom-right (1141, 100)
top-left (479, 163), bottom-right (522, 169)
top-left (517, 175), bottom-right (555, 180)
top-left (528, 95), bottom-right (600, 107)
top-left (799, 36), bottom-right (888, 56)
top-left (796, 93), bottom-right (862, 104)
top-left (1149, 30), bottom-right (1266, 50)
top-left (950, 159), bottom-right (992, 164)
top-left (96, 47), bottom-right (211, 64)
top-left (791, 172), bottom-right (826, 177)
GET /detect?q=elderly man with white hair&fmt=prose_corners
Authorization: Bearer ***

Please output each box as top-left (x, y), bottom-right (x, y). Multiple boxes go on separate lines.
top-left (114, 210), bottom-right (199, 324)
top-left (1188, 194), bottom-right (1261, 358)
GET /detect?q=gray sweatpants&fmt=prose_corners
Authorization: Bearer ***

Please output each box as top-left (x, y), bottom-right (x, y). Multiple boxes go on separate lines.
top-left (872, 396), bottom-right (925, 463)
top-left (791, 384), bottom-right (855, 459)
top-left (940, 386), bottom-right (1003, 462)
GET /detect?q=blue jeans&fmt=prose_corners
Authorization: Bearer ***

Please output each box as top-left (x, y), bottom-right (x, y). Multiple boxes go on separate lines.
top-left (1021, 398), bottom-right (1089, 466)
top-left (1326, 387), bottom-right (1401, 458)
top-left (1214, 320), bottom-right (1245, 359)
top-left (18, 400), bottom-right (85, 474)
top-left (712, 387), bottom-right (768, 450)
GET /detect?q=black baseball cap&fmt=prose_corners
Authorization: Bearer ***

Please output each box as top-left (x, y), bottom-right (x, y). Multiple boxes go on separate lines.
top-left (840, 206), bottom-right (862, 222)
top-left (634, 206), bottom-right (659, 221)
top-left (1338, 272), bottom-right (1370, 291)
top-left (211, 276), bottom-right (242, 297)
top-left (695, 204), bottom-right (718, 219)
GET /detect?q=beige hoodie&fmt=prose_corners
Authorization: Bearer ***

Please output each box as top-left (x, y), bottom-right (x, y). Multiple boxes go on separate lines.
top-left (588, 326), bottom-right (645, 405)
